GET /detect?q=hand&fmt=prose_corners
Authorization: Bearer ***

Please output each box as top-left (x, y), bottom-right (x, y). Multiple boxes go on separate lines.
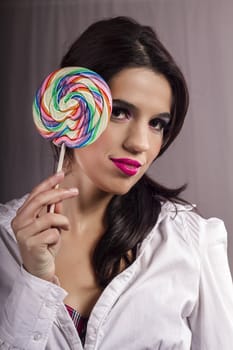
top-left (11, 172), bottom-right (79, 282)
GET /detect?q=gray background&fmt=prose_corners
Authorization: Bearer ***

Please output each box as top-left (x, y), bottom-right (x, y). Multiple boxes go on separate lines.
top-left (1, 0), bottom-right (233, 272)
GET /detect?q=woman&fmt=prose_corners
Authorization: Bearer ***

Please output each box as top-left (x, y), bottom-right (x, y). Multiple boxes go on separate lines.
top-left (0, 16), bottom-right (233, 349)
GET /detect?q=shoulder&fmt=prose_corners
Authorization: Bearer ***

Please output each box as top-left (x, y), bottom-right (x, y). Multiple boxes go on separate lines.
top-left (0, 195), bottom-right (28, 241)
top-left (137, 201), bottom-right (227, 289)
top-left (160, 201), bottom-right (227, 254)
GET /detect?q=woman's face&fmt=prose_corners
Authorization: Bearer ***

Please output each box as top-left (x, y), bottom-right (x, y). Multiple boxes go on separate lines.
top-left (72, 67), bottom-right (172, 195)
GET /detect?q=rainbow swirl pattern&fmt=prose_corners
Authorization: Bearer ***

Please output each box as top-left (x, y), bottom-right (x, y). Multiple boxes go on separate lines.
top-left (32, 67), bottom-right (112, 148)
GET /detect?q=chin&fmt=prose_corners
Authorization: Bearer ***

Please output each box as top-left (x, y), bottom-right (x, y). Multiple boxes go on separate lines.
top-left (103, 180), bottom-right (138, 196)
top-left (112, 188), bottom-right (132, 196)
top-left (94, 173), bottom-right (143, 196)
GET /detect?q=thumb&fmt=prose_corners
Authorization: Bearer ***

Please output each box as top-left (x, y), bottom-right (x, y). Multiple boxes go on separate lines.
top-left (54, 201), bottom-right (63, 214)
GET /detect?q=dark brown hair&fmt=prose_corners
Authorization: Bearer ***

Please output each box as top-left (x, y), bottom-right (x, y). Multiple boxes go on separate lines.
top-left (59, 16), bottom-right (189, 287)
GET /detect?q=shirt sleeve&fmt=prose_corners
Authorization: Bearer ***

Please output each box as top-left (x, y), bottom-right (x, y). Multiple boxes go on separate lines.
top-left (184, 212), bottom-right (233, 349)
top-left (0, 265), bottom-right (67, 350)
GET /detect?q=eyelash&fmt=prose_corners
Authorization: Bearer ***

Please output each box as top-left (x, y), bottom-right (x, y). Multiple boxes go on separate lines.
top-left (149, 118), bottom-right (169, 132)
top-left (111, 106), bottom-right (170, 132)
top-left (111, 106), bottom-right (130, 120)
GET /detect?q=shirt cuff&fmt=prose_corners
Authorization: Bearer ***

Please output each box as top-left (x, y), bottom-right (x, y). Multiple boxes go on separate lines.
top-left (0, 265), bottom-right (67, 349)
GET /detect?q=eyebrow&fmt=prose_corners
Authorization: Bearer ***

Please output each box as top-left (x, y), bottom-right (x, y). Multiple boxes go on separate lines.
top-left (112, 99), bottom-right (171, 120)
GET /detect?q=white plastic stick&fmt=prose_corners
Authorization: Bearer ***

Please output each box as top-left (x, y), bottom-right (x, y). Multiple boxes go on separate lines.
top-left (49, 143), bottom-right (66, 213)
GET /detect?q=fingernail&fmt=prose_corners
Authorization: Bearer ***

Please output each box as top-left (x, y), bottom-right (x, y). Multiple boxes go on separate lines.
top-left (67, 187), bottom-right (79, 194)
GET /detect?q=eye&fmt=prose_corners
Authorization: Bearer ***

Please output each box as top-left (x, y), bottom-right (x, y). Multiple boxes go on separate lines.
top-left (111, 106), bottom-right (131, 120)
top-left (149, 118), bottom-right (170, 132)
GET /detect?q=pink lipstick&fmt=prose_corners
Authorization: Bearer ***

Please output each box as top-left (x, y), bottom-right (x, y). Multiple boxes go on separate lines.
top-left (110, 158), bottom-right (142, 176)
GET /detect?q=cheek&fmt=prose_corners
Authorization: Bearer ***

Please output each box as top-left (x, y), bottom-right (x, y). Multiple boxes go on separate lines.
top-left (87, 127), bottom-right (114, 151)
top-left (148, 136), bottom-right (163, 161)
top-left (72, 130), bottom-right (112, 166)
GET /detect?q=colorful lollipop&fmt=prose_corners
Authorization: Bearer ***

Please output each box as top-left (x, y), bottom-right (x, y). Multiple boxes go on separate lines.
top-left (33, 66), bottom-right (112, 149)
top-left (32, 66), bottom-right (112, 211)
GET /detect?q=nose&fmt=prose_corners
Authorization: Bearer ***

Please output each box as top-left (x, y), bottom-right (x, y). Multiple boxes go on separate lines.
top-left (123, 121), bottom-right (150, 154)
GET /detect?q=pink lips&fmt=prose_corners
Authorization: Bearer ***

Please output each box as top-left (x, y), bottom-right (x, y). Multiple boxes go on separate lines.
top-left (110, 158), bottom-right (142, 176)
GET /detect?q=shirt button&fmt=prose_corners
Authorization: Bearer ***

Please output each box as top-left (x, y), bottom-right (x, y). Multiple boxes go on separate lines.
top-left (33, 332), bottom-right (42, 341)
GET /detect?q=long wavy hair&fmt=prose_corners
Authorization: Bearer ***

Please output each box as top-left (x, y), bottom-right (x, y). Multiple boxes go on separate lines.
top-left (56, 16), bottom-right (189, 287)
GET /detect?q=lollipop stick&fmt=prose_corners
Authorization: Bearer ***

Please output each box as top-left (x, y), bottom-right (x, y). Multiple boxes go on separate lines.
top-left (56, 143), bottom-right (66, 173)
top-left (49, 143), bottom-right (66, 213)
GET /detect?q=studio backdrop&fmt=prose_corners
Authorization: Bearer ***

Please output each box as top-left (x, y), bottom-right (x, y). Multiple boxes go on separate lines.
top-left (1, 0), bottom-right (233, 272)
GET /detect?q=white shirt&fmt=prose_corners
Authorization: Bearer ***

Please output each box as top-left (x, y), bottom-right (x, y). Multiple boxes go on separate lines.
top-left (0, 196), bottom-right (233, 349)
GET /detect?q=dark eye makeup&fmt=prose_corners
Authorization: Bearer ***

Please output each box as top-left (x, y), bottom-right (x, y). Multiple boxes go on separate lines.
top-left (111, 99), bottom-right (171, 132)
top-left (111, 100), bottom-right (134, 120)
top-left (149, 113), bottom-right (171, 132)
top-left (111, 106), bottom-right (130, 120)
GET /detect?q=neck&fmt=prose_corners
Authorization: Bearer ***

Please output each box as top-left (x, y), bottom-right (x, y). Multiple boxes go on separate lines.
top-left (60, 169), bottom-right (113, 237)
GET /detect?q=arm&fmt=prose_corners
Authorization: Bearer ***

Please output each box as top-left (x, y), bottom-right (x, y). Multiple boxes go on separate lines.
top-left (187, 214), bottom-right (233, 349)
top-left (0, 172), bottom-right (78, 349)
top-left (0, 266), bottom-right (67, 349)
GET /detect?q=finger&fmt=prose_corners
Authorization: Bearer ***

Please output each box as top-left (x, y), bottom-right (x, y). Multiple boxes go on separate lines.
top-left (37, 205), bottom-right (48, 218)
top-left (14, 187), bottom-right (78, 230)
top-left (33, 200), bottom-right (60, 218)
top-left (17, 172), bottom-right (65, 214)
top-left (22, 229), bottom-right (62, 274)
top-left (34, 200), bottom-right (62, 218)
top-left (28, 229), bottom-right (62, 266)
top-left (27, 228), bottom-right (61, 250)
top-left (15, 212), bottom-right (70, 242)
